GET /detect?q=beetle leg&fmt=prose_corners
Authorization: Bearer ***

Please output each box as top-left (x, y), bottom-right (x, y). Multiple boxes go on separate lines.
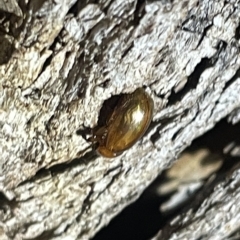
top-left (91, 126), bottom-right (108, 144)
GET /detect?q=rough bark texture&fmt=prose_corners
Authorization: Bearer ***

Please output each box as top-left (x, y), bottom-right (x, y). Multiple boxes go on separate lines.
top-left (153, 163), bottom-right (240, 240)
top-left (1, 0), bottom-right (240, 239)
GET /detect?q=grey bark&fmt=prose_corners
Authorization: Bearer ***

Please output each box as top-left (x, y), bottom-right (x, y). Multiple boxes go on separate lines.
top-left (0, 0), bottom-right (240, 239)
top-left (153, 163), bottom-right (240, 240)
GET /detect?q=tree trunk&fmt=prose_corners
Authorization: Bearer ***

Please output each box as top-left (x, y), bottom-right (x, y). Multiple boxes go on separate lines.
top-left (1, 0), bottom-right (240, 239)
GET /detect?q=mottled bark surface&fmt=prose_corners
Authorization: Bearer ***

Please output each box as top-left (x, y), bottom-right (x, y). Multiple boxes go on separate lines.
top-left (1, 0), bottom-right (240, 239)
top-left (153, 163), bottom-right (240, 240)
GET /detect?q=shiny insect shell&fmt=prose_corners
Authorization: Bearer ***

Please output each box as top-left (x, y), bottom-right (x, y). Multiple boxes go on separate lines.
top-left (92, 88), bottom-right (154, 158)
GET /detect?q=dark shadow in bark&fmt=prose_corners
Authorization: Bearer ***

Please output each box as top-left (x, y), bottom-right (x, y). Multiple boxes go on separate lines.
top-left (93, 118), bottom-right (240, 240)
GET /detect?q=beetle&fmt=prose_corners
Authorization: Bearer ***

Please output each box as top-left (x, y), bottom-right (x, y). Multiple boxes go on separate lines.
top-left (92, 88), bottom-right (154, 158)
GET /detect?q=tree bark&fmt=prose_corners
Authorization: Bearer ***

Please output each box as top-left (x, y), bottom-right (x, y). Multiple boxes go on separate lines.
top-left (1, 0), bottom-right (240, 239)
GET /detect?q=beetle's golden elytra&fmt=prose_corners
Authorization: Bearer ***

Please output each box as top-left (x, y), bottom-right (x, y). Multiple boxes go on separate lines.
top-left (92, 88), bottom-right (154, 158)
